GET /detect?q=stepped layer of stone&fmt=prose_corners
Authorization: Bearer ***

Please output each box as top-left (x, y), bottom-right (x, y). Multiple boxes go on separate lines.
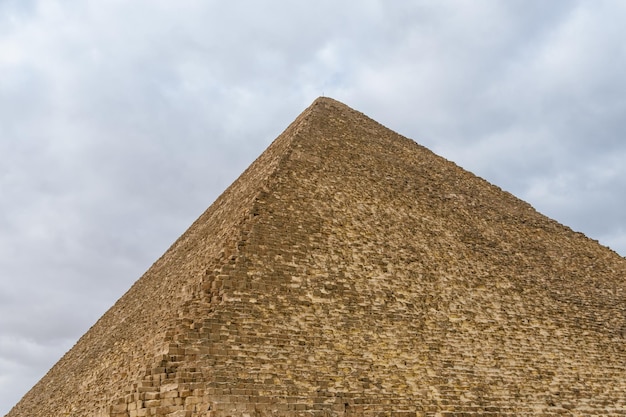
top-left (7, 97), bottom-right (626, 417)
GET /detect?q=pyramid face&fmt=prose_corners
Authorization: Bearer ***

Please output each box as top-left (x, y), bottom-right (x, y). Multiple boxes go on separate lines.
top-left (7, 97), bottom-right (626, 417)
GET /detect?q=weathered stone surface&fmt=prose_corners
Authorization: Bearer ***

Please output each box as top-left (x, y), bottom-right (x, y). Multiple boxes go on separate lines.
top-left (6, 97), bottom-right (626, 416)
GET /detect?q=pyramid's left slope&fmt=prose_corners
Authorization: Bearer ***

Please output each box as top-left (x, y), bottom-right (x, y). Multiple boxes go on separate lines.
top-left (6, 102), bottom-right (315, 417)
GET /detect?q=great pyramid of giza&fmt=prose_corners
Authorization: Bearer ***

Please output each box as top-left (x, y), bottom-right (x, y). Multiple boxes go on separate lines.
top-left (7, 97), bottom-right (626, 417)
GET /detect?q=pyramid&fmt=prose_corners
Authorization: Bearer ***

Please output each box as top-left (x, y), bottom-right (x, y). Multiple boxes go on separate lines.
top-left (7, 97), bottom-right (626, 417)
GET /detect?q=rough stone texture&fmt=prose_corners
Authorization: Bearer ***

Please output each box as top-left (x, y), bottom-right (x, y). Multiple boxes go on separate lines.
top-left (6, 97), bottom-right (626, 417)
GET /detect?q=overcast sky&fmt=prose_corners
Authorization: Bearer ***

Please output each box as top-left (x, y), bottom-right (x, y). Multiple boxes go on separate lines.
top-left (2, 0), bottom-right (626, 413)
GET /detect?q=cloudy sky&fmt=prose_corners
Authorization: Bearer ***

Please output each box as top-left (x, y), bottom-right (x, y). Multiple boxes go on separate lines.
top-left (1, 0), bottom-right (625, 413)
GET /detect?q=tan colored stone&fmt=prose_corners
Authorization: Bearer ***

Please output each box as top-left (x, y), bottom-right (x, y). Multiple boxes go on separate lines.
top-left (6, 97), bottom-right (626, 416)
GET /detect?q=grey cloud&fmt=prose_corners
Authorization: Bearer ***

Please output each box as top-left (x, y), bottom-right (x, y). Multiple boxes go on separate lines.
top-left (524, 153), bottom-right (626, 237)
top-left (0, 334), bottom-right (72, 414)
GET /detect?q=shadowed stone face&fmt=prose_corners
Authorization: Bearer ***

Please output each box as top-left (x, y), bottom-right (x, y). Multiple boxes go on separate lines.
top-left (7, 97), bottom-right (626, 417)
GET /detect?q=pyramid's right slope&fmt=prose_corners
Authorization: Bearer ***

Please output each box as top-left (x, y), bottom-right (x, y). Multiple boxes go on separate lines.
top-left (9, 97), bottom-right (626, 416)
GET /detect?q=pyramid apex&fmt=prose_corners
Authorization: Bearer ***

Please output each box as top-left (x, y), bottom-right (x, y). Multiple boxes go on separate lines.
top-left (310, 96), bottom-right (352, 110)
top-left (312, 95), bottom-right (340, 103)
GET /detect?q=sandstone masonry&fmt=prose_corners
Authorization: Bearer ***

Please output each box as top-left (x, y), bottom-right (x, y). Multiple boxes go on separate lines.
top-left (7, 97), bottom-right (626, 417)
